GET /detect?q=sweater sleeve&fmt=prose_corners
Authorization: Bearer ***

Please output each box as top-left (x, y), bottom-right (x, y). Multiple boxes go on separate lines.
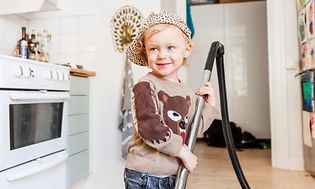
top-left (132, 81), bottom-right (182, 157)
top-left (198, 103), bottom-right (220, 135)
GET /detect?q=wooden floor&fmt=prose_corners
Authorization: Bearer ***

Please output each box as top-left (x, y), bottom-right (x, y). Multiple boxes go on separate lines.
top-left (186, 140), bottom-right (315, 189)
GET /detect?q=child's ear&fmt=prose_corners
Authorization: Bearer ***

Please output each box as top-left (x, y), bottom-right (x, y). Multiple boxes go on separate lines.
top-left (184, 42), bottom-right (192, 58)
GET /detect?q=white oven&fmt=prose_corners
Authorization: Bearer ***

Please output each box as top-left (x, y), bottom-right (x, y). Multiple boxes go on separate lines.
top-left (0, 55), bottom-right (70, 189)
top-left (0, 90), bottom-right (69, 171)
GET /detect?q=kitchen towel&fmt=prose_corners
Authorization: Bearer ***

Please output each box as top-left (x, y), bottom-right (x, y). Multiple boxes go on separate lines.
top-left (118, 58), bottom-right (134, 159)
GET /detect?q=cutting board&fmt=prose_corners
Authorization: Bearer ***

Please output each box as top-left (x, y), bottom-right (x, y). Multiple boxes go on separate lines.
top-left (70, 68), bottom-right (96, 77)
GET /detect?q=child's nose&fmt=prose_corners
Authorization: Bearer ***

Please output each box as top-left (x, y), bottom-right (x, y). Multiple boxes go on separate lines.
top-left (158, 49), bottom-right (168, 59)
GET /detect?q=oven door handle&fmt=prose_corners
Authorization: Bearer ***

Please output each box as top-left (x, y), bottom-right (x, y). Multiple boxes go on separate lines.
top-left (10, 92), bottom-right (70, 101)
top-left (6, 153), bottom-right (68, 182)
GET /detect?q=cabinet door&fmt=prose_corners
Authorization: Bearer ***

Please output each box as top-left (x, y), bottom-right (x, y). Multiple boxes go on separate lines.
top-left (67, 150), bottom-right (89, 186)
top-left (68, 114), bottom-right (89, 135)
top-left (190, 2), bottom-right (270, 138)
top-left (70, 76), bottom-right (89, 95)
top-left (67, 132), bottom-right (89, 155)
top-left (68, 96), bottom-right (89, 115)
top-left (67, 76), bottom-right (90, 187)
top-left (224, 2), bottom-right (269, 138)
top-left (189, 4), bottom-right (225, 91)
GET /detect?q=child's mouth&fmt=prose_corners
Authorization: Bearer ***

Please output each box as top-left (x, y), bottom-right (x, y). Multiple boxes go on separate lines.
top-left (156, 63), bottom-right (171, 67)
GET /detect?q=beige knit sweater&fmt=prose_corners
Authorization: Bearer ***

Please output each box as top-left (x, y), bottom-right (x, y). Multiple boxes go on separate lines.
top-left (125, 73), bottom-right (219, 176)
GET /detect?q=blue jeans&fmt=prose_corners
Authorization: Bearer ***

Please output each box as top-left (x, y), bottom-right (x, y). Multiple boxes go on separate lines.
top-left (124, 168), bottom-right (176, 189)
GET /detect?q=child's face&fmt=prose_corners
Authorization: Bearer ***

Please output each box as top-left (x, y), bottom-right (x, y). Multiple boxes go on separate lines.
top-left (143, 24), bottom-right (192, 82)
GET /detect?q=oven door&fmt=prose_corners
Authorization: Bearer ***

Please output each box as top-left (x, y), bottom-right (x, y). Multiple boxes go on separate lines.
top-left (0, 90), bottom-right (69, 171)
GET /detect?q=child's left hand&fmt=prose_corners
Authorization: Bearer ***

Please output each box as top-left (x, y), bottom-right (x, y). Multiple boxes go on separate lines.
top-left (196, 82), bottom-right (216, 106)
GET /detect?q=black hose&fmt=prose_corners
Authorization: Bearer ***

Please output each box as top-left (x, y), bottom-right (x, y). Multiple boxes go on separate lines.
top-left (212, 41), bottom-right (251, 189)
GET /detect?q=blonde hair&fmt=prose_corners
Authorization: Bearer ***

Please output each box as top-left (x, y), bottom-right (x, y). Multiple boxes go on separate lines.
top-left (142, 24), bottom-right (192, 65)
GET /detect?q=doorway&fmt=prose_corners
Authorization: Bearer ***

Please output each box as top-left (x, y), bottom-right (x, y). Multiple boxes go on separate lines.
top-left (187, 1), bottom-right (270, 140)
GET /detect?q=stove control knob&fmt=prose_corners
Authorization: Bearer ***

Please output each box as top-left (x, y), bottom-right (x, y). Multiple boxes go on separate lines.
top-left (15, 66), bottom-right (23, 77)
top-left (55, 71), bottom-right (59, 80)
top-left (23, 67), bottom-right (32, 78)
top-left (46, 70), bottom-right (53, 80)
top-left (52, 71), bottom-right (58, 80)
top-left (60, 72), bottom-right (64, 80)
top-left (63, 72), bottom-right (69, 81)
top-left (57, 72), bottom-right (63, 80)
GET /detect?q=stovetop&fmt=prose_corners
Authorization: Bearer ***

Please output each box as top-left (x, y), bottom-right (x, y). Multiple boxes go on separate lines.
top-left (0, 55), bottom-right (70, 91)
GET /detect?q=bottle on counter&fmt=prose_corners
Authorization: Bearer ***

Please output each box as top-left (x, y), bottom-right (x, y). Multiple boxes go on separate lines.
top-left (41, 29), bottom-right (51, 62)
top-left (19, 27), bottom-right (29, 59)
top-left (28, 30), bottom-right (37, 60)
top-left (36, 32), bottom-right (43, 61)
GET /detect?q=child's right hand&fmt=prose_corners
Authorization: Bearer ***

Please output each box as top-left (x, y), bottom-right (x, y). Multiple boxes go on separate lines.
top-left (177, 144), bottom-right (197, 173)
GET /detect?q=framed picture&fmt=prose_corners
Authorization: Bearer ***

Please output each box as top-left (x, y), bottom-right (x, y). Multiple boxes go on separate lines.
top-left (297, 0), bottom-right (310, 12)
top-left (299, 7), bottom-right (307, 44)
top-left (306, 0), bottom-right (315, 40)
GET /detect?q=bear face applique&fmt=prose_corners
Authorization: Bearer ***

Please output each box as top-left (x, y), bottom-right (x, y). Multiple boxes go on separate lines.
top-left (158, 90), bottom-right (191, 143)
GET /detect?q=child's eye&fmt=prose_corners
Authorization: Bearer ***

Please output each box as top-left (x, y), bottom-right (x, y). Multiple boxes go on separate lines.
top-left (168, 46), bottom-right (175, 50)
top-left (149, 48), bottom-right (158, 52)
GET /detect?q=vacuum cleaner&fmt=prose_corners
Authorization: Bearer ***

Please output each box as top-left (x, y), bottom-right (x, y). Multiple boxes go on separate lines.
top-left (174, 41), bottom-right (251, 189)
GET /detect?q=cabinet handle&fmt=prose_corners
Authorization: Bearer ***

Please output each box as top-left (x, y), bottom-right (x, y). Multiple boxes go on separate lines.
top-left (10, 92), bottom-right (70, 101)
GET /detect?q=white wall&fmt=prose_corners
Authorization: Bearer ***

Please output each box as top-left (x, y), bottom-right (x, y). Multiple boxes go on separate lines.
top-left (26, 11), bottom-right (97, 69)
top-left (0, 15), bottom-right (28, 55)
top-left (189, 2), bottom-right (270, 139)
top-left (267, 0), bottom-right (303, 170)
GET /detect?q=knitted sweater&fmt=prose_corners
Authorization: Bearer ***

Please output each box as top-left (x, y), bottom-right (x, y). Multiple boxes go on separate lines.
top-left (125, 73), bottom-right (219, 176)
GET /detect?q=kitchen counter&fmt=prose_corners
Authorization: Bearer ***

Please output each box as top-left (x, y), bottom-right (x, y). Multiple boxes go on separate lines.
top-left (70, 68), bottom-right (96, 78)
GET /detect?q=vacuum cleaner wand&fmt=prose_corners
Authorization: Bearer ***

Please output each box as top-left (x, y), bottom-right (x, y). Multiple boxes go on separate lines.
top-left (174, 41), bottom-right (250, 189)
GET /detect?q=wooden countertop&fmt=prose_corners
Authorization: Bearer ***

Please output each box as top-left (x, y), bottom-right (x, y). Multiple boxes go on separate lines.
top-left (70, 68), bottom-right (96, 78)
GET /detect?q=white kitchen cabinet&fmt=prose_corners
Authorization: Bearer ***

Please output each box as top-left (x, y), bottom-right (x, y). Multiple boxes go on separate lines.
top-left (189, 1), bottom-right (270, 138)
top-left (67, 76), bottom-right (90, 187)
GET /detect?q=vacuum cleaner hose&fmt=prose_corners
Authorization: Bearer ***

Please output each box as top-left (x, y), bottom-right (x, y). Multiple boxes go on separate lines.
top-left (214, 42), bottom-right (251, 189)
top-left (174, 41), bottom-right (250, 189)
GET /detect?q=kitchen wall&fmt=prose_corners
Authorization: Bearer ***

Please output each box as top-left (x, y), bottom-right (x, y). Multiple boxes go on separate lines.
top-left (0, 15), bottom-right (27, 55)
top-left (26, 11), bottom-right (97, 70)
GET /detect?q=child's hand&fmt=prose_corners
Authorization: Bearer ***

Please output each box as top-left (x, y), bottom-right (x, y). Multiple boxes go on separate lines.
top-left (196, 82), bottom-right (216, 106)
top-left (177, 144), bottom-right (197, 173)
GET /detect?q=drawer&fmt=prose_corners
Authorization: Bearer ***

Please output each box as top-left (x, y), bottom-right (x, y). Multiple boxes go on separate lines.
top-left (70, 76), bottom-right (89, 95)
top-left (67, 132), bottom-right (89, 155)
top-left (68, 114), bottom-right (89, 135)
top-left (1, 151), bottom-right (67, 189)
top-left (67, 150), bottom-right (89, 186)
top-left (68, 96), bottom-right (89, 115)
